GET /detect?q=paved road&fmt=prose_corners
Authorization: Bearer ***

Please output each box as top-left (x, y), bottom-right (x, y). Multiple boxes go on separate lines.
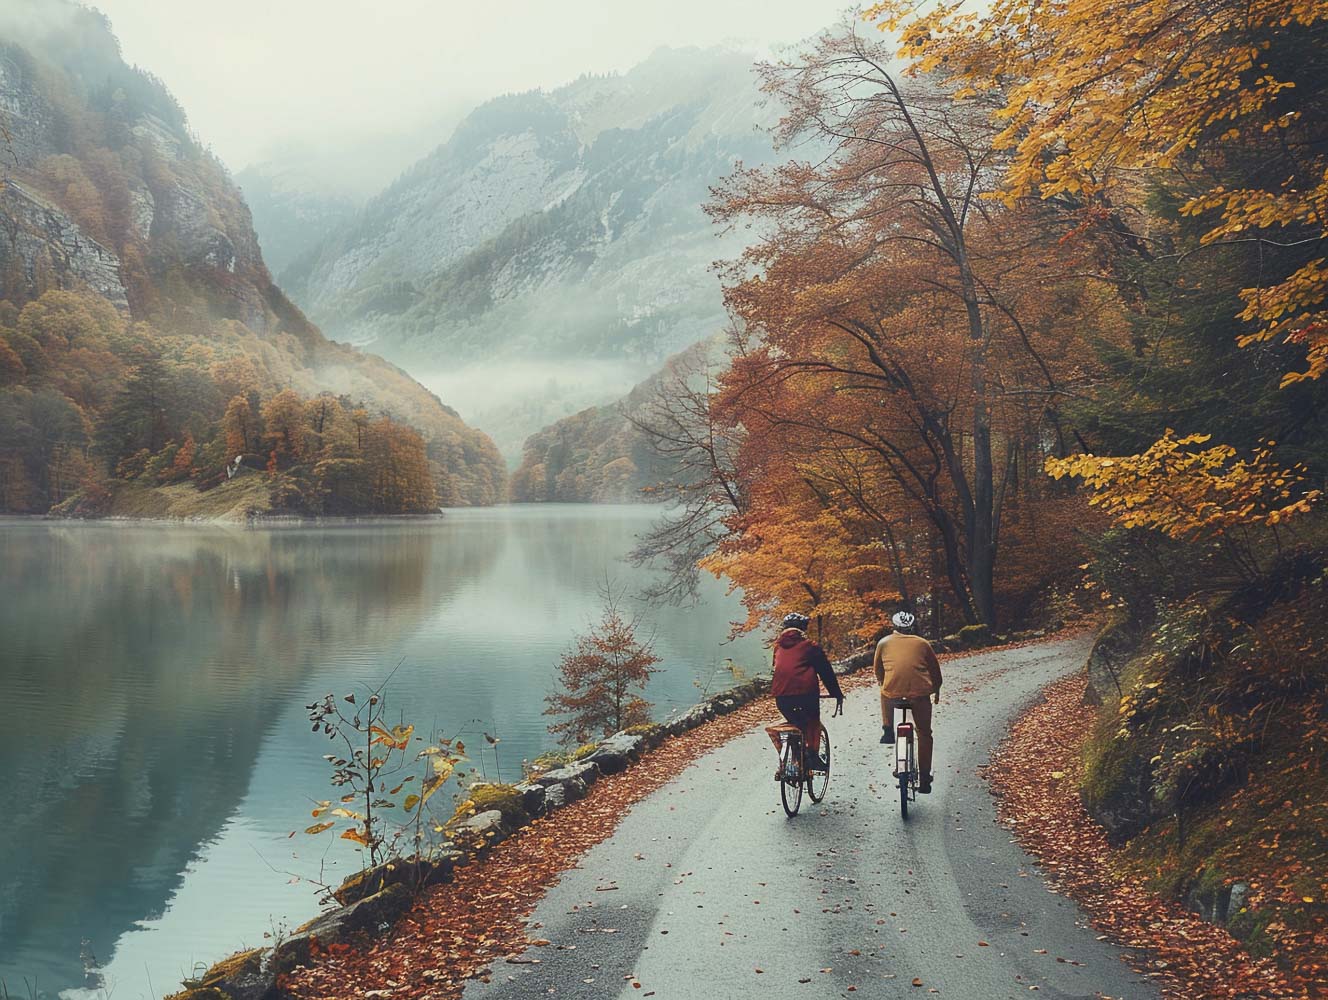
top-left (466, 637), bottom-right (1159, 1000)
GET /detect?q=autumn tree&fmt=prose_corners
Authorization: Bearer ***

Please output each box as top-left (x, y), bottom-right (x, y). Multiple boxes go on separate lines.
top-left (870, 0), bottom-right (1328, 510)
top-left (363, 418), bottom-right (438, 514)
top-left (260, 388), bottom-right (307, 470)
top-left (0, 339), bottom-right (25, 387)
top-left (545, 588), bottom-right (661, 744)
top-left (705, 29), bottom-right (1111, 629)
top-left (874, 0), bottom-right (1327, 382)
top-left (221, 394), bottom-right (256, 457)
top-left (627, 343), bottom-right (747, 605)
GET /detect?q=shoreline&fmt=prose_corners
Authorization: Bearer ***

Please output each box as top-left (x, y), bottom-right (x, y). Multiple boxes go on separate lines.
top-left (1, 499), bottom-right (678, 528)
top-left (171, 626), bottom-right (1081, 1000)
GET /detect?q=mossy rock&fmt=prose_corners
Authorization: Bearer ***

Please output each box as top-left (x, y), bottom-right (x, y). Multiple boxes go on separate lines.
top-left (530, 749), bottom-right (573, 773)
top-left (623, 722), bottom-right (662, 738)
top-left (166, 946), bottom-right (266, 999)
top-left (197, 947), bottom-right (264, 984)
top-left (572, 741), bottom-right (600, 761)
top-left (466, 782), bottom-right (529, 827)
top-left (957, 624), bottom-right (993, 647)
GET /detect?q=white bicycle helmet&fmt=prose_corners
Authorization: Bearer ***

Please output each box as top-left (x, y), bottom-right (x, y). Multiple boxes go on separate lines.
top-left (890, 611), bottom-right (916, 630)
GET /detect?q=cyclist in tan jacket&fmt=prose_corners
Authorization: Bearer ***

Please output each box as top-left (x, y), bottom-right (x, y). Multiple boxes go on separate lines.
top-left (874, 611), bottom-right (943, 793)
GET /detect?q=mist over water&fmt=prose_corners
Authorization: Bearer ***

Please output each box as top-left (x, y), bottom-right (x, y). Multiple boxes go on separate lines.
top-left (417, 360), bottom-right (649, 464)
top-left (0, 508), bottom-right (767, 999)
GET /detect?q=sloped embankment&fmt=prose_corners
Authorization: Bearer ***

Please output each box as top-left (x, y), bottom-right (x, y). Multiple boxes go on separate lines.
top-left (992, 552), bottom-right (1328, 996)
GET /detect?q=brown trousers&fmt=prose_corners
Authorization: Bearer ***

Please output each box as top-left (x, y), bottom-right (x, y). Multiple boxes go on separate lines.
top-left (882, 694), bottom-right (934, 778)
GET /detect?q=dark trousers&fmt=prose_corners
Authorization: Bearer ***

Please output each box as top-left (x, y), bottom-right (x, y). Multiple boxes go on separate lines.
top-left (776, 694), bottom-right (823, 761)
top-left (884, 695), bottom-right (934, 777)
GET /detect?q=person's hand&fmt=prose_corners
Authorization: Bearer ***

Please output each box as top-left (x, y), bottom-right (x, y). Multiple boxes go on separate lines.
top-left (932, 691), bottom-right (941, 705)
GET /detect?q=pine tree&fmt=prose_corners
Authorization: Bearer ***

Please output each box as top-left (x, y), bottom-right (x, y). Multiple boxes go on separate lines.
top-left (95, 353), bottom-right (174, 464)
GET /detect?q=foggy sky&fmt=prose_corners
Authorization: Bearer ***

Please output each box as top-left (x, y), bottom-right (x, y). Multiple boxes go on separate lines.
top-left (86, 0), bottom-right (856, 175)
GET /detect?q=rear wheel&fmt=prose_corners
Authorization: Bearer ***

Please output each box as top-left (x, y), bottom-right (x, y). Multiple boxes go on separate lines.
top-left (780, 738), bottom-right (803, 817)
top-left (899, 736), bottom-right (914, 820)
top-left (807, 728), bottom-right (830, 803)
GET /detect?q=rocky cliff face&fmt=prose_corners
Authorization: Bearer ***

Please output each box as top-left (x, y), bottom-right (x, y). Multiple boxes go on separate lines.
top-left (0, 180), bottom-right (128, 307)
top-left (0, 1), bottom-right (505, 503)
top-left (282, 47), bottom-right (775, 372)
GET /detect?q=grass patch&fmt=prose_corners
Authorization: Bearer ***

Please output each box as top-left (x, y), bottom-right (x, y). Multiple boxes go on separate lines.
top-left (93, 471), bottom-right (273, 521)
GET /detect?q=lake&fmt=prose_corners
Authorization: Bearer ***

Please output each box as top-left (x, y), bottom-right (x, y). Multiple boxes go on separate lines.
top-left (0, 506), bottom-right (769, 999)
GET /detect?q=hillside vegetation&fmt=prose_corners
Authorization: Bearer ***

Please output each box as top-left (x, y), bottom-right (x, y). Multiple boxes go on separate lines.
top-left (0, 1), bottom-right (505, 514)
top-left (510, 341), bottom-right (721, 503)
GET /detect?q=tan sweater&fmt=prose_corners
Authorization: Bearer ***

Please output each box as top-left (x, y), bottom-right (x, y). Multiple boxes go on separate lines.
top-left (874, 633), bottom-right (943, 700)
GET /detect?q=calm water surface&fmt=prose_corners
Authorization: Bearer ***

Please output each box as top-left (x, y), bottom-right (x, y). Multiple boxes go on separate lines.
top-left (0, 506), bottom-right (768, 998)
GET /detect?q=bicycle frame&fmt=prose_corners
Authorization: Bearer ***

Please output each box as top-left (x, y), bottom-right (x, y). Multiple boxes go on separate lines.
top-left (766, 695), bottom-right (839, 818)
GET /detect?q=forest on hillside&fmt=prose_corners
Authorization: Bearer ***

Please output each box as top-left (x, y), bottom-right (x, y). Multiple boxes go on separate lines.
top-left (0, 5), bottom-right (505, 516)
top-left (0, 289), bottom-right (443, 515)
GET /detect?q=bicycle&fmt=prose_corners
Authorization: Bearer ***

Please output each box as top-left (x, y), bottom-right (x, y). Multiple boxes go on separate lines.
top-left (891, 701), bottom-right (920, 820)
top-left (765, 695), bottom-right (840, 817)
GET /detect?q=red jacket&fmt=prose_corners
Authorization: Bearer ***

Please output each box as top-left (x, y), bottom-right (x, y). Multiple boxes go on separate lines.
top-left (771, 629), bottom-right (844, 699)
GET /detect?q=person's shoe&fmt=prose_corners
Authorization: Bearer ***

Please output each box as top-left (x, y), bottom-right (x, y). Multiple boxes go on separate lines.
top-left (809, 754), bottom-right (829, 772)
top-left (879, 725), bottom-right (895, 745)
top-left (919, 775), bottom-right (934, 794)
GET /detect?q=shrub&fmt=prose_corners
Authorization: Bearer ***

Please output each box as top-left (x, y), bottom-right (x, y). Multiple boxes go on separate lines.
top-left (529, 750), bottom-right (572, 774)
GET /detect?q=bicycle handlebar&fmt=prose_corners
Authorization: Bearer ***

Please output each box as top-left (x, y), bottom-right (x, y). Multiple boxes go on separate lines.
top-left (819, 693), bottom-right (843, 717)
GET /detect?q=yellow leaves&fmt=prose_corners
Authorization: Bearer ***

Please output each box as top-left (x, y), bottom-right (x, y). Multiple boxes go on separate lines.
top-left (369, 723), bottom-right (415, 750)
top-left (304, 821), bottom-right (335, 835)
top-left (1045, 431), bottom-right (1320, 542)
top-left (869, 0), bottom-right (1328, 387)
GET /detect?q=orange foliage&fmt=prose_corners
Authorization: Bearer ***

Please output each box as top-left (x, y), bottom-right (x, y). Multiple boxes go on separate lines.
top-left (702, 31), bottom-right (1115, 631)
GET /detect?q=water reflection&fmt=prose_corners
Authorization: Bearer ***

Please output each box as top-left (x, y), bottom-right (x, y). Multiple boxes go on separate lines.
top-left (0, 508), bottom-right (766, 998)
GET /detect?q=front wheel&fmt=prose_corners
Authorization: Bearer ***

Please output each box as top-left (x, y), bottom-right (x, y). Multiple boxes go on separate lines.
top-left (807, 728), bottom-right (830, 803)
top-left (780, 739), bottom-right (803, 817)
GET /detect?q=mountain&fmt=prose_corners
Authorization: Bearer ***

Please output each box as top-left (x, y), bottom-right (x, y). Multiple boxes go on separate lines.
top-left (233, 158), bottom-right (359, 279)
top-left (510, 338), bottom-right (724, 503)
top-left (235, 106), bottom-right (471, 277)
top-left (0, 0), bottom-right (505, 512)
top-left (277, 47), bottom-right (777, 459)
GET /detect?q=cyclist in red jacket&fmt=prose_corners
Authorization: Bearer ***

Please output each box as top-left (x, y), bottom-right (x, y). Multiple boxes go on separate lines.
top-left (772, 612), bottom-right (844, 772)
